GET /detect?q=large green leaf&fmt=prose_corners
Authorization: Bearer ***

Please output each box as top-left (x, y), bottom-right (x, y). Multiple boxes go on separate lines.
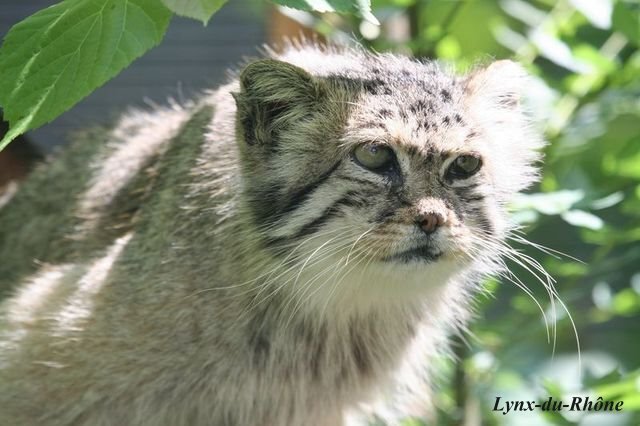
top-left (271, 0), bottom-right (379, 24)
top-left (160, 0), bottom-right (228, 24)
top-left (0, 0), bottom-right (172, 151)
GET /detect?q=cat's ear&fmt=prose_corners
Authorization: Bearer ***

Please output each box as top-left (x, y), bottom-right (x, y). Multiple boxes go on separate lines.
top-left (463, 60), bottom-right (543, 193)
top-left (234, 59), bottom-right (324, 146)
top-left (464, 60), bottom-right (526, 111)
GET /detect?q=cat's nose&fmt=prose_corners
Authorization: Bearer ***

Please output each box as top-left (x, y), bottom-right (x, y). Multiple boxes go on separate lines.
top-left (417, 212), bottom-right (445, 235)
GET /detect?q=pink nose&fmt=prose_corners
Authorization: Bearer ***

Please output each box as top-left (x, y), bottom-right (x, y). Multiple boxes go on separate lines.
top-left (418, 212), bottom-right (445, 234)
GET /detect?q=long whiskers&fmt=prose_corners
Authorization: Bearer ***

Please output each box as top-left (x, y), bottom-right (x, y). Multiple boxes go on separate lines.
top-left (244, 233), bottom-right (358, 317)
top-left (469, 230), bottom-right (581, 371)
top-left (509, 231), bottom-right (585, 264)
top-left (282, 228), bottom-right (376, 330)
top-left (185, 225), bottom-right (354, 298)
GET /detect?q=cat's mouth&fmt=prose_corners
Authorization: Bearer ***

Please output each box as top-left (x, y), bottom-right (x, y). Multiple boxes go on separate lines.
top-left (384, 244), bottom-right (443, 264)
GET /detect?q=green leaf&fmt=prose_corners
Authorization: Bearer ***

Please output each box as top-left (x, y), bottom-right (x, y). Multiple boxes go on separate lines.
top-left (572, 44), bottom-right (617, 74)
top-left (0, 0), bottom-right (172, 151)
top-left (561, 209), bottom-right (604, 230)
top-left (620, 392), bottom-right (640, 410)
top-left (592, 369), bottom-right (640, 399)
top-left (612, 1), bottom-right (640, 45)
top-left (511, 190), bottom-right (584, 215)
top-left (399, 418), bottom-right (427, 426)
top-left (591, 191), bottom-right (624, 210)
top-left (160, 0), bottom-right (227, 24)
top-left (583, 367), bottom-right (622, 388)
top-left (568, 0), bottom-right (613, 30)
top-left (612, 288), bottom-right (640, 315)
top-left (271, 0), bottom-right (379, 24)
top-left (541, 378), bottom-right (565, 400)
top-left (435, 35), bottom-right (461, 59)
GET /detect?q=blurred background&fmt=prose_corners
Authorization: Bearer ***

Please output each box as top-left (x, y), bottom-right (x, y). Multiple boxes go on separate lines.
top-left (1, 0), bottom-right (639, 425)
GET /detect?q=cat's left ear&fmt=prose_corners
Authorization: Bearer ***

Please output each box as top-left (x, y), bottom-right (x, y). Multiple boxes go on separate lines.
top-left (234, 59), bottom-right (325, 146)
top-left (464, 60), bottom-right (527, 110)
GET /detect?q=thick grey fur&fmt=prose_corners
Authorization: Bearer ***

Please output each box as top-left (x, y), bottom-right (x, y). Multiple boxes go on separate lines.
top-left (0, 43), bottom-right (543, 425)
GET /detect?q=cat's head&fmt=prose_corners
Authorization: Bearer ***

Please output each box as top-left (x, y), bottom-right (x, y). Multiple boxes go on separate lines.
top-left (232, 46), bottom-right (543, 306)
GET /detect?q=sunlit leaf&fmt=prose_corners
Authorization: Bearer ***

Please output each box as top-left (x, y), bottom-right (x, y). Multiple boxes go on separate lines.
top-left (511, 209), bottom-right (540, 224)
top-left (572, 44), bottom-right (617, 73)
top-left (399, 418), bottom-right (427, 426)
top-left (612, 152), bottom-right (640, 178)
top-left (561, 209), bottom-right (604, 230)
top-left (620, 392), bottom-right (640, 410)
top-left (593, 369), bottom-right (640, 399)
top-left (272, 0), bottom-right (379, 24)
top-left (583, 367), bottom-right (622, 387)
top-left (612, 1), bottom-right (640, 46)
top-left (0, 0), bottom-right (172, 150)
top-left (511, 190), bottom-right (584, 215)
top-left (541, 378), bottom-right (565, 399)
top-left (568, 0), bottom-right (612, 29)
top-left (530, 29), bottom-right (591, 73)
top-left (592, 282), bottom-right (613, 310)
top-left (548, 260), bottom-right (588, 277)
top-left (591, 192), bottom-right (625, 210)
top-left (435, 35), bottom-right (461, 59)
top-left (161, 0), bottom-right (227, 24)
top-left (612, 288), bottom-right (640, 315)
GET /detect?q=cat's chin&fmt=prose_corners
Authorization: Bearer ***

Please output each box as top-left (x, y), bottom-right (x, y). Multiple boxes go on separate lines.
top-left (383, 244), bottom-right (443, 264)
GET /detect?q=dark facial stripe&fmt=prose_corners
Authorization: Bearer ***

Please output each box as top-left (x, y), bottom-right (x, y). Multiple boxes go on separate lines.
top-left (456, 182), bottom-right (480, 190)
top-left (334, 174), bottom-right (380, 188)
top-left (293, 192), bottom-right (359, 238)
top-left (454, 185), bottom-right (484, 203)
top-left (276, 161), bottom-right (341, 219)
top-left (460, 195), bottom-right (485, 202)
top-left (247, 183), bottom-right (284, 227)
top-left (375, 206), bottom-right (396, 223)
top-left (266, 191), bottom-right (361, 248)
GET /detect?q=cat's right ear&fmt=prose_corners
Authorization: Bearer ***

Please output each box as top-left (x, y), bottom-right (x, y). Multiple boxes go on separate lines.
top-left (233, 59), bottom-right (325, 146)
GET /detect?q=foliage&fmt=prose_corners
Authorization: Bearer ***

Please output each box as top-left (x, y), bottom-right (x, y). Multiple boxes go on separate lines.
top-left (0, 0), bottom-right (171, 151)
top-left (279, 0), bottom-right (378, 24)
top-left (0, 0), bottom-right (376, 150)
top-left (160, 0), bottom-right (228, 24)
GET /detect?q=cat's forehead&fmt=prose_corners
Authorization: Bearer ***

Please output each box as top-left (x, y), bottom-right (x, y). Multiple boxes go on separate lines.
top-left (343, 68), bottom-right (475, 155)
top-left (277, 45), bottom-right (479, 153)
top-left (278, 44), bottom-right (460, 95)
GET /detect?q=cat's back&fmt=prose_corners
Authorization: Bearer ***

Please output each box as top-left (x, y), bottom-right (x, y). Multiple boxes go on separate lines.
top-left (0, 100), bottom-right (233, 425)
top-left (0, 103), bottom-right (193, 296)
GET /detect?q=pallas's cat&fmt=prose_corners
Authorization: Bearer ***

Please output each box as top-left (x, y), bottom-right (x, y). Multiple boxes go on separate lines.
top-left (0, 44), bottom-right (543, 425)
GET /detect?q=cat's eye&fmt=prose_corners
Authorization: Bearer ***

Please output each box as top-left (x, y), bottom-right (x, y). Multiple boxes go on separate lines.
top-left (446, 154), bottom-right (482, 179)
top-left (353, 144), bottom-right (395, 172)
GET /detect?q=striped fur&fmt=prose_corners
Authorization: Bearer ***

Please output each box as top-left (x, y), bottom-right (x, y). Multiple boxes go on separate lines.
top-left (0, 44), bottom-right (543, 425)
